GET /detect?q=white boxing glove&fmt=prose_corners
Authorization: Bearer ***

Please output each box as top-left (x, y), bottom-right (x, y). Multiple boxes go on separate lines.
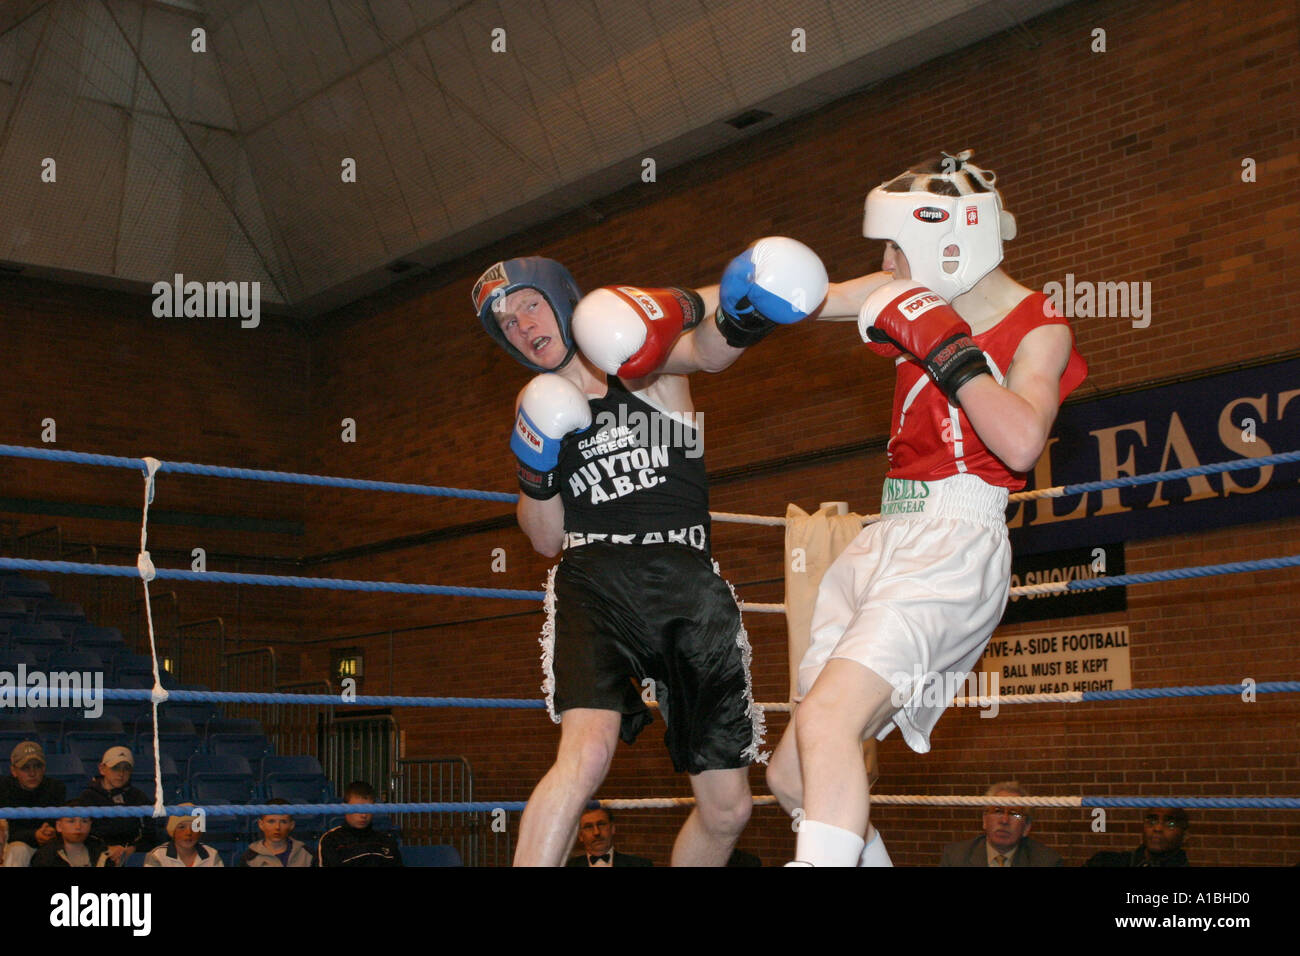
top-left (511, 374), bottom-right (592, 499)
top-left (573, 286), bottom-right (705, 378)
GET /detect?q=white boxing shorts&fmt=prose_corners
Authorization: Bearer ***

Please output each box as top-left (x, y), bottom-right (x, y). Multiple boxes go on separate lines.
top-left (797, 473), bottom-right (1011, 753)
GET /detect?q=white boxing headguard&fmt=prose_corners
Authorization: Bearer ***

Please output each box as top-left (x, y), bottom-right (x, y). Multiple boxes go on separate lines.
top-left (863, 149), bottom-right (1017, 300)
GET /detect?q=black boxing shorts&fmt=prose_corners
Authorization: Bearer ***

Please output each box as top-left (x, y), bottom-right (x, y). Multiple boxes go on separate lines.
top-left (543, 542), bottom-right (763, 774)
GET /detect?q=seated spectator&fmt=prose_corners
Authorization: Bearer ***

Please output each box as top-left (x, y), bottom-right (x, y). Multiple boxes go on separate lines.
top-left (31, 800), bottom-right (111, 868)
top-left (239, 798), bottom-right (314, 867)
top-left (318, 781), bottom-right (402, 867)
top-left (79, 746), bottom-right (155, 866)
top-left (941, 781), bottom-right (1063, 867)
top-left (144, 803), bottom-right (224, 868)
top-left (565, 808), bottom-right (653, 867)
top-left (1, 741), bottom-right (67, 867)
top-left (1086, 807), bottom-right (1190, 867)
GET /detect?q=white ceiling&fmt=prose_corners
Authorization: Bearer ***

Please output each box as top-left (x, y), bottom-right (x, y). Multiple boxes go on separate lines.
top-left (0, 0), bottom-right (1076, 316)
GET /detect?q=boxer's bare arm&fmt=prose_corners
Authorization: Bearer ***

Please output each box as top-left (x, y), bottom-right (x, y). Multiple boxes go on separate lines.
top-left (518, 494), bottom-right (565, 557)
top-left (658, 285), bottom-right (747, 374)
top-left (956, 323), bottom-right (1072, 473)
top-left (817, 272), bottom-right (894, 321)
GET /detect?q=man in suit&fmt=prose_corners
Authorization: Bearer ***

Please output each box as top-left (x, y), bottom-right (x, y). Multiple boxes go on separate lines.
top-left (566, 808), bottom-right (653, 867)
top-left (1085, 808), bottom-right (1190, 867)
top-left (940, 782), bottom-right (1063, 867)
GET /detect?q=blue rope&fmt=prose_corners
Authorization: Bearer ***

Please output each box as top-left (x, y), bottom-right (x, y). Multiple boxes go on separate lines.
top-left (1081, 681), bottom-right (1300, 701)
top-left (1081, 797), bottom-right (1300, 809)
top-left (111, 689), bottom-right (545, 708)
top-left (0, 802), bottom-right (530, 819)
top-left (1054, 448), bottom-right (1300, 497)
top-left (6, 681), bottom-right (1293, 710)
top-left (4, 797), bottom-right (1300, 819)
top-left (1066, 554), bottom-right (1300, 591)
top-left (4, 442), bottom-right (1298, 505)
top-left (0, 444), bottom-right (516, 502)
top-left (0, 558), bottom-right (545, 601)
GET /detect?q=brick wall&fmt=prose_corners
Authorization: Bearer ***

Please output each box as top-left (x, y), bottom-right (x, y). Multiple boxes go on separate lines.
top-left (5, 0), bottom-right (1298, 865)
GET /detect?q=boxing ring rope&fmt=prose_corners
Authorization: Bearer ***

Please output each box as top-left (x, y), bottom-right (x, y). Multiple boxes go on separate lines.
top-left (6, 793), bottom-right (1300, 822)
top-left (4, 679), bottom-right (1299, 713)
top-left (3, 445), bottom-right (1299, 831)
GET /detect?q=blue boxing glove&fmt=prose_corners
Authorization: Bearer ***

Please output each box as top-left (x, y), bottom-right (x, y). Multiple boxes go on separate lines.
top-left (511, 374), bottom-right (592, 499)
top-left (715, 237), bottom-right (829, 348)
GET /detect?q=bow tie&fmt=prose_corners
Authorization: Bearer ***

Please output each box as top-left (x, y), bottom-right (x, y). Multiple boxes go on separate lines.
top-left (590, 853), bottom-right (611, 864)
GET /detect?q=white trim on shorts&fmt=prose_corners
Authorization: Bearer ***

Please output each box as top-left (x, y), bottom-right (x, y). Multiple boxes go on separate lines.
top-left (798, 473), bottom-right (1011, 753)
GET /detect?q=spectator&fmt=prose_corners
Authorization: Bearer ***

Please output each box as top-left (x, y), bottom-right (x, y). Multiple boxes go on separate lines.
top-left (941, 782), bottom-right (1063, 867)
top-left (1, 741), bottom-right (66, 867)
top-left (1086, 808), bottom-right (1190, 867)
top-left (31, 800), bottom-right (110, 868)
top-left (566, 808), bottom-right (653, 867)
top-left (144, 804), bottom-right (224, 868)
top-left (239, 798), bottom-right (314, 867)
top-left (317, 781), bottom-right (402, 867)
top-left (78, 746), bottom-right (155, 866)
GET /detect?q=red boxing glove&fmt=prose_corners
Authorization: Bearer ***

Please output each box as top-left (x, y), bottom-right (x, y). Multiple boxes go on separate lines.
top-left (859, 280), bottom-right (990, 403)
top-left (573, 286), bottom-right (705, 378)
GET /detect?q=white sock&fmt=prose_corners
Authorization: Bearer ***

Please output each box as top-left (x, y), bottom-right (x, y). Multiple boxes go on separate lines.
top-left (857, 828), bottom-right (893, 867)
top-left (793, 819), bottom-right (865, 867)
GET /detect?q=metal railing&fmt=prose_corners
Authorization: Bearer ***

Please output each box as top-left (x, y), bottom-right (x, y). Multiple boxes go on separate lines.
top-left (395, 756), bottom-right (504, 866)
top-left (173, 617), bottom-right (225, 688)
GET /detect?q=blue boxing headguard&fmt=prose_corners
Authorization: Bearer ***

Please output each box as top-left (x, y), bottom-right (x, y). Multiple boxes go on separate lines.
top-left (472, 257), bottom-right (582, 372)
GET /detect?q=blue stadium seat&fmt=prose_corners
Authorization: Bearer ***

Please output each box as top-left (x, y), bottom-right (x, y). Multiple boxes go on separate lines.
top-left (100, 701), bottom-right (149, 726)
top-left (0, 728), bottom-right (42, 755)
top-left (136, 731), bottom-right (202, 775)
top-left (35, 601), bottom-right (86, 639)
top-left (44, 752), bottom-right (91, 791)
top-left (401, 844), bottom-right (463, 867)
top-left (0, 595), bottom-right (29, 623)
top-left (133, 753), bottom-right (183, 803)
top-left (47, 647), bottom-right (105, 673)
top-left (64, 733), bottom-right (131, 766)
top-left (208, 734), bottom-right (273, 777)
top-left (205, 717), bottom-right (264, 737)
top-left (0, 646), bottom-right (37, 671)
top-left (261, 754), bottom-right (323, 778)
top-left (135, 716), bottom-right (196, 737)
top-left (63, 715), bottom-right (124, 735)
top-left (9, 621), bottom-right (67, 662)
top-left (157, 700), bottom-right (218, 726)
top-left (265, 773), bottom-right (332, 804)
top-left (190, 755), bottom-right (256, 808)
top-left (71, 625), bottom-right (125, 663)
top-left (1, 577), bottom-right (51, 601)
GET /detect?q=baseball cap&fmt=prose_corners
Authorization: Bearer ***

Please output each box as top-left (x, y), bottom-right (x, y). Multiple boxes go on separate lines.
top-left (100, 746), bottom-right (134, 769)
top-left (10, 740), bottom-right (45, 768)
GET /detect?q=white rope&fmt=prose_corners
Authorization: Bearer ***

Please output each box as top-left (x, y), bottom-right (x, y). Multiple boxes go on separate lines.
top-left (711, 511), bottom-right (881, 527)
top-left (738, 601), bottom-right (785, 614)
top-left (596, 794), bottom-right (1085, 809)
top-left (136, 457), bottom-right (168, 818)
top-left (1008, 485), bottom-right (1070, 502)
top-left (1008, 581), bottom-right (1072, 597)
top-left (952, 692), bottom-right (1085, 706)
top-left (870, 794), bottom-right (1084, 808)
